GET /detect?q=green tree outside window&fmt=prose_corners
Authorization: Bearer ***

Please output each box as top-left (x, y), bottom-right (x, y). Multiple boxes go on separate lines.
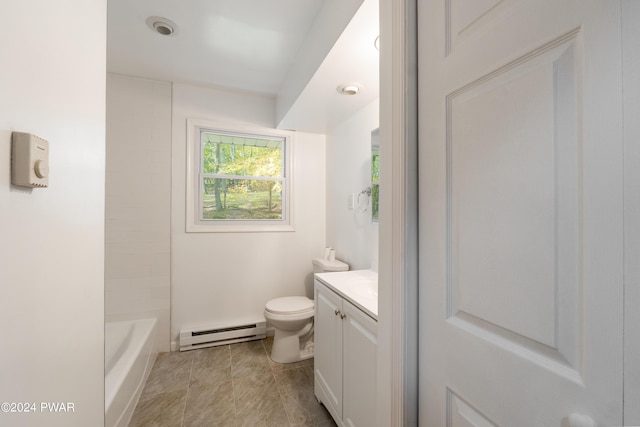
top-left (201, 130), bottom-right (285, 221)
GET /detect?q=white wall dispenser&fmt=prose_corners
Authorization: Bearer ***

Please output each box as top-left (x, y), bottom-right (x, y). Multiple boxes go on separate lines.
top-left (11, 132), bottom-right (49, 188)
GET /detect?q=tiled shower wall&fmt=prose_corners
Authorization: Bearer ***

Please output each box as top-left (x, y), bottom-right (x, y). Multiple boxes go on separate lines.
top-left (105, 74), bottom-right (172, 351)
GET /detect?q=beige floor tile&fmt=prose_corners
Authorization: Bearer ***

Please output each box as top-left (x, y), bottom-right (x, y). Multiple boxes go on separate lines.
top-left (189, 345), bottom-right (233, 388)
top-left (230, 340), bottom-right (271, 378)
top-left (182, 381), bottom-right (236, 427)
top-left (234, 401), bottom-right (291, 427)
top-left (141, 351), bottom-right (194, 398)
top-left (192, 345), bottom-right (231, 370)
top-left (233, 371), bottom-right (290, 425)
top-left (233, 371), bottom-right (278, 412)
top-left (190, 365), bottom-right (232, 388)
top-left (274, 367), bottom-right (333, 426)
top-left (129, 389), bottom-right (187, 427)
top-left (314, 419), bottom-right (339, 427)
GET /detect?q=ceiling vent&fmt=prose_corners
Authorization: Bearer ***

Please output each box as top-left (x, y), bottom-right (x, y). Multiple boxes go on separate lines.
top-left (146, 16), bottom-right (177, 36)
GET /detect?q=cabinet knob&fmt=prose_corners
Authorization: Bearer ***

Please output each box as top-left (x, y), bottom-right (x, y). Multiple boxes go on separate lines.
top-left (333, 309), bottom-right (347, 319)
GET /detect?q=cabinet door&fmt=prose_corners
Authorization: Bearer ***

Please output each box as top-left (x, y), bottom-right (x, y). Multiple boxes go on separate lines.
top-left (314, 281), bottom-right (344, 418)
top-left (342, 299), bottom-right (377, 427)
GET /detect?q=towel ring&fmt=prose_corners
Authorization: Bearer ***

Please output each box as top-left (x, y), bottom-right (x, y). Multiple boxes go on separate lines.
top-left (357, 187), bottom-right (371, 212)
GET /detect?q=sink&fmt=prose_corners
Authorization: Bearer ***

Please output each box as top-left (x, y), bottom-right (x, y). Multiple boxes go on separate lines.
top-left (314, 270), bottom-right (378, 319)
top-left (342, 280), bottom-right (377, 297)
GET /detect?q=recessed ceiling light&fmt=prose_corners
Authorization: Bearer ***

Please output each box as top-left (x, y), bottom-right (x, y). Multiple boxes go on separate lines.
top-left (337, 83), bottom-right (362, 96)
top-left (146, 16), bottom-right (177, 36)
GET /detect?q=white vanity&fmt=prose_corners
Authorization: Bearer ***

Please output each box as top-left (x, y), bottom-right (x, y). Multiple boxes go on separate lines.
top-left (313, 270), bottom-right (378, 427)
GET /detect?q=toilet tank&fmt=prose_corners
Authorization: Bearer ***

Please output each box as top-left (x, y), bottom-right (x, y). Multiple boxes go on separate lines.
top-left (312, 257), bottom-right (349, 273)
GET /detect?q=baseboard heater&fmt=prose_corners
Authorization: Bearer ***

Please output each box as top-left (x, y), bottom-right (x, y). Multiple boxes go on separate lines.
top-left (179, 319), bottom-right (267, 351)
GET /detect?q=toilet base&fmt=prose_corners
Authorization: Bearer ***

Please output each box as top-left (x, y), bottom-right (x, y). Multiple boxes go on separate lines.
top-left (270, 330), bottom-right (314, 364)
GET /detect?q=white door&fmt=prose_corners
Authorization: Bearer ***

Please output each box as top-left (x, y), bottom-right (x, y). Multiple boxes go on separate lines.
top-left (418, 0), bottom-right (624, 425)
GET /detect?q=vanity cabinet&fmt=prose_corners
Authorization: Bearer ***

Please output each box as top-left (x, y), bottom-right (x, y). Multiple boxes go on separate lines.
top-left (314, 279), bottom-right (377, 427)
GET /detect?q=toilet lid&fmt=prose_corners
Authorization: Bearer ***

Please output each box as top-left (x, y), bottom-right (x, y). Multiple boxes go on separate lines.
top-left (265, 296), bottom-right (314, 315)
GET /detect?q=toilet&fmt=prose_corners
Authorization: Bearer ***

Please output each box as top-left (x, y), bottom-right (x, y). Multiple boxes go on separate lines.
top-left (264, 257), bottom-right (349, 363)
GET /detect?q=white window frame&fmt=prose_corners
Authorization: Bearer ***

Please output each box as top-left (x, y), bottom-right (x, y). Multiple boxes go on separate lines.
top-left (186, 119), bottom-right (294, 233)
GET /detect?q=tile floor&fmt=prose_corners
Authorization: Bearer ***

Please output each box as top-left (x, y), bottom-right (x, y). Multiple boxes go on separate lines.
top-left (129, 337), bottom-right (337, 427)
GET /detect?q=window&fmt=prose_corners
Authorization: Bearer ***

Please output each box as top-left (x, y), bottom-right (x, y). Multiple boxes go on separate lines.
top-left (200, 131), bottom-right (284, 220)
top-left (187, 120), bottom-right (293, 232)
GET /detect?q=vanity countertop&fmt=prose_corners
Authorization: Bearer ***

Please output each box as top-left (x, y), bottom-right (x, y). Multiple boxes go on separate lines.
top-left (314, 269), bottom-right (378, 320)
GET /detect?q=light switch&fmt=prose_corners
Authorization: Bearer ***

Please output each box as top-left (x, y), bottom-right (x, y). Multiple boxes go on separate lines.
top-left (11, 132), bottom-right (49, 188)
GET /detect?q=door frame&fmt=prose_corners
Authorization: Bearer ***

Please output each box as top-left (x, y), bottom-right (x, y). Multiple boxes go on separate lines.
top-left (378, 0), bottom-right (419, 424)
top-left (623, 1), bottom-right (640, 424)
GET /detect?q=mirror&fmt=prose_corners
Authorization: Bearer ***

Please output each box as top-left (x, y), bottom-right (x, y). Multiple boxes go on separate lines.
top-left (371, 128), bottom-right (380, 222)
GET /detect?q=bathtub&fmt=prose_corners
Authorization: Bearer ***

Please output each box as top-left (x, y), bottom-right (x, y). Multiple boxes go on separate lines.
top-left (105, 318), bottom-right (157, 427)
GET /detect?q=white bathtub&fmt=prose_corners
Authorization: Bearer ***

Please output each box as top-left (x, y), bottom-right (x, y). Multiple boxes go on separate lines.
top-left (105, 318), bottom-right (157, 427)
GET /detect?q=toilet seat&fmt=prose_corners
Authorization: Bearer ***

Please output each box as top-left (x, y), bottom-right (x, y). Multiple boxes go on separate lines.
top-left (265, 296), bottom-right (314, 315)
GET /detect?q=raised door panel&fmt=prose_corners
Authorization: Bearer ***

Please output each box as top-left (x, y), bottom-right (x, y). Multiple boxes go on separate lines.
top-left (447, 390), bottom-right (497, 427)
top-left (446, 0), bottom-right (513, 56)
top-left (342, 300), bottom-right (377, 427)
top-left (447, 34), bottom-right (581, 369)
top-left (314, 281), bottom-right (344, 417)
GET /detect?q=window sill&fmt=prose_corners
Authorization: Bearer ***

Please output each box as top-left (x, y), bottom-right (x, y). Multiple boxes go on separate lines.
top-left (186, 222), bottom-right (295, 233)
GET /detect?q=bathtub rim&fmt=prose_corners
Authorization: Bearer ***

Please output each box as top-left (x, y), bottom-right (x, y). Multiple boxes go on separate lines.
top-left (104, 317), bottom-right (157, 427)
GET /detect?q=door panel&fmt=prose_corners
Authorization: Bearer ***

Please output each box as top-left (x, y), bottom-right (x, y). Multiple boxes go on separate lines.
top-left (418, 0), bottom-right (624, 425)
top-left (448, 390), bottom-right (498, 427)
top-left (343, 300), bottom-right (377, 427)
top-left (448, 32), bottom-right (581, 368)
top-left (446, 0), bottom-right (514, 57)
top-left (314, 281), bottom-right (343, 416)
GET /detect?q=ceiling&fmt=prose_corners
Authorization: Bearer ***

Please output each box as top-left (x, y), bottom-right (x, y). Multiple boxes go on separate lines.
top-left (107, 0), bottom-right (379, 133)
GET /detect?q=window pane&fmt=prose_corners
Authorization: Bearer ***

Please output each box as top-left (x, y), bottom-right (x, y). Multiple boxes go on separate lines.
top-left (202, 178), bottom-right (283, 220)
top-left (372, 147), bottom-right (380, 182)
top-left (372, 183), bottom-right (379, 220)
top-left (202, 132), bottom-right (283, 178)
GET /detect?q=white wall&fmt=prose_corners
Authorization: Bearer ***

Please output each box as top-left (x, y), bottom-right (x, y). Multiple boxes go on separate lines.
top-left (105, 74), bottom-right (172, 352)
top-left (0, 0), bottom-right (106, 425)
top-left (276, 0), bottom-right (364, 126)
top-left (171, 83), bottom-right (326, 348)
top-left (326, 100), bottom-right (379, 270)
